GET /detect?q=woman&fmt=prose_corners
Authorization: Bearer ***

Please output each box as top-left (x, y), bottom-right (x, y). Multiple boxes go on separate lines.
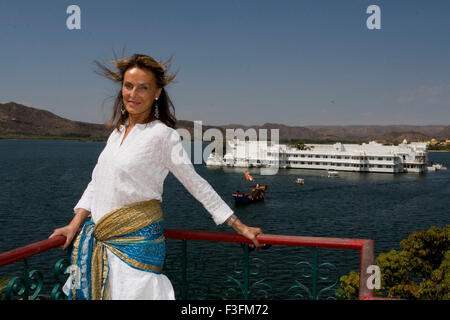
top-left (49, 53), bottom-right (262, 300)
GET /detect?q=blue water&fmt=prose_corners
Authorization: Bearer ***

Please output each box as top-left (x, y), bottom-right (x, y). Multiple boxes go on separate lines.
top-left (0, 139), bottom-right (449, 299)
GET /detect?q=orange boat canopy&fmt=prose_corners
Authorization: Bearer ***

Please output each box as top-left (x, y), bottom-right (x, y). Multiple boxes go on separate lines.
top-left (244, 171), bottom-right (254, 181)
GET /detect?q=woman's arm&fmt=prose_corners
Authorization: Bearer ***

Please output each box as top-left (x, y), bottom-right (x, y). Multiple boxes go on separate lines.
top-left (226, 214), bottom-right (262, 248)
top-left (49, 166), bottom-right (98, 250)
top-left (163, 128), bottom-right (263, 247)
top-left (49, 208), bottom-right (91, 251)
top-left (50, 134), bottom-right (113, 250)
top-left (72, 160), bottom-right (101, 215)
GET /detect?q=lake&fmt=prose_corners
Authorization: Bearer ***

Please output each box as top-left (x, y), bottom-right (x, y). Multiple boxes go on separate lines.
top-left (0, 139), bottom-right (449, 299)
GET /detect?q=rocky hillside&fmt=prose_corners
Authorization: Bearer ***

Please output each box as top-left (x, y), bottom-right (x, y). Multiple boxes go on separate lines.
top-left (0, 102), bottom-right (448, 143)
top-left (0, 102), bottom-right (111, 138)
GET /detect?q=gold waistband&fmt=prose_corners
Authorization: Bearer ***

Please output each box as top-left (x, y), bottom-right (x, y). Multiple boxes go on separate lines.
top-left (71, 199), bottom-right (164, 300)
top-left (93, 199), bottom-right (163, 241)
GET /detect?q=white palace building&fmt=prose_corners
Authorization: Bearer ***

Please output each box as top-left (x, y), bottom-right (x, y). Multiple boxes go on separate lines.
top-left (206, 139), bottom-right (429, 173)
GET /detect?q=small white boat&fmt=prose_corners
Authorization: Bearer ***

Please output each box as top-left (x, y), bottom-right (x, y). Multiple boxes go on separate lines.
top-left (327, 171), bottom-right (339, 178)
top-left (296, 178), bottom-right (304, 185)
top-left (432, 163), bottom-right (447, 171)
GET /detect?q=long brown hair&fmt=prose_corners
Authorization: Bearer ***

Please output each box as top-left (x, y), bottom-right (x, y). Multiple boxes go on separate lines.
top-left (94, 53), bottom-right (177, 130)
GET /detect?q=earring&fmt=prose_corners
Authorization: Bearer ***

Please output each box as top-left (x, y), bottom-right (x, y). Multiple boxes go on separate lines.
top-left (121, 106), bottom-right (126, 115)
top-left (154, 102), bottom-right (159, 118)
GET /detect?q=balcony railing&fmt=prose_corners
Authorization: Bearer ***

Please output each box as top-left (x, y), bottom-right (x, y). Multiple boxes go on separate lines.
top-left (0, 230), bottom-right (376, 300)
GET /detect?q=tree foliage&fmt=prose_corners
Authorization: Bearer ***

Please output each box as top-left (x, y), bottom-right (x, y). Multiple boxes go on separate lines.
top-left (336, 225), bottom-right (450, 300)
top-left (294, 140), bottom-right (314, 151)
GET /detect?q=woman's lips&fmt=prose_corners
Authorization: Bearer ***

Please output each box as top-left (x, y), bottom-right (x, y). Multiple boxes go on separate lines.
top-left (128, 101), bottom-right (140, 107)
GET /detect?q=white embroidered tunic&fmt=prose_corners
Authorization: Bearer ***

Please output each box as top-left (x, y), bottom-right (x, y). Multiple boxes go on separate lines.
top-left (63, 120), bottom-right (234, 299)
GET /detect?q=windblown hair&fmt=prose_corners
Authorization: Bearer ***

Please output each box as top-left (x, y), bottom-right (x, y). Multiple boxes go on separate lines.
top-left (94, 53), bottom-right (177, 130)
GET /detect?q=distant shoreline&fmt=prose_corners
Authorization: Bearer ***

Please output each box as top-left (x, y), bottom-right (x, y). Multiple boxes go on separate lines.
top-left (0, 134), bottom-right (107, 142)
top-left (1, 135), bottom-right (450, 151)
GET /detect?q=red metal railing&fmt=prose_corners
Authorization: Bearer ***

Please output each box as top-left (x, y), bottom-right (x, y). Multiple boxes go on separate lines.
top-left (164, 230), bottom-right (375, 300)
top-left (0, 236), bottom-right (66, 267)
top-left (0, 230), bottom-right (375, 300)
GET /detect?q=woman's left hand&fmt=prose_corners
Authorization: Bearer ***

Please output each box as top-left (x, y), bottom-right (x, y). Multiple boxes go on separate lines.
top-left (230, 218), bottom-right (263, 249)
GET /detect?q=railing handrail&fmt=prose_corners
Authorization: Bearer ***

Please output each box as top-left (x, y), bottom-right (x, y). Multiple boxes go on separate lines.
top-left (164, 229), bottom-right (370, 249)
top-left (0, 235), bottom-right (66, 267)
top-left (0, 230), bottom-right (372, 266)
top-left (0, 229), bottom-right (375, 299)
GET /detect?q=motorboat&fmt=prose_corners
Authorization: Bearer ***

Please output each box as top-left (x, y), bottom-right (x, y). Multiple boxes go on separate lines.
top-left (327, 171), bottom-right (339, 178)
top-left (432, 163), bottom-right (447, 171)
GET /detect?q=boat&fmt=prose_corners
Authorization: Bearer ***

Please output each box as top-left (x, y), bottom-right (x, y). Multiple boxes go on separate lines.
top-left (244, 171), bottom-right (254, 181)
top-left (232, 184), bottom-right (268, 204)
top-left (432, 163), bottom-right (447, 171)
top-left (296, 178), bottom-right (304, 185)
top-left (328, 171), bottom-right (339, 178)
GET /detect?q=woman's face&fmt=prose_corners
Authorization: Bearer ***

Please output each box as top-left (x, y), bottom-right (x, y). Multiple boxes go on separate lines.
top-left (122, 66), bottom-right (162, 120)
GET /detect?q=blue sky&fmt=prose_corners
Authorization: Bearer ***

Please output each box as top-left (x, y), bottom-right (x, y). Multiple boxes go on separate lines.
top-left (0, 0), bottom-right (449, 126)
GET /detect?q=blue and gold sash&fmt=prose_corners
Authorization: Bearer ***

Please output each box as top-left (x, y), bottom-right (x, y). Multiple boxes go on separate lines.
top-left (69, 199), bottom-right (165, 300)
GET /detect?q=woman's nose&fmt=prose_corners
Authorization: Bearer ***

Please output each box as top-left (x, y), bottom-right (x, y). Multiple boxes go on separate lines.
top-left (129, 88), bottom-right (137, 98)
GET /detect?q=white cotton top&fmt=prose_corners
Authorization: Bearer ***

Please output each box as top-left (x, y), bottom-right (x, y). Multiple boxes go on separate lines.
top-left (63, 119), bottom-right (234, 300)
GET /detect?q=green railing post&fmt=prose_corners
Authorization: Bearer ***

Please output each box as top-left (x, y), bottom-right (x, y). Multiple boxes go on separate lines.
top-left (22, 259), bottom-right (30, 300)
top-left (181, 240), bottom-right (187, 300)
top-left (312, 248), bottom-right (318, 300)
top-left (5, 258), bottom-right (44, 300)
top-left (51, 258), bottom-right (70, 300)
top-left (243, 244), bottom-right (249, 300)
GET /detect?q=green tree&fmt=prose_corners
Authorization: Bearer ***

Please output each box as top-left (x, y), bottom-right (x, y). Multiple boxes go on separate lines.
top-left (294, 140), bottom-right (314, 151)
top-left (294, 140), bottom-right (306, 150)
top-left (336, 225), bottom-right (450, 300)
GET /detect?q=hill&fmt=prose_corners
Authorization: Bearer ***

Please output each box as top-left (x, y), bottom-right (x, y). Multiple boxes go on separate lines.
top-left (0, 102), bottom-right (111, 139)
top-left (0, 102), bottom-right (448, 143)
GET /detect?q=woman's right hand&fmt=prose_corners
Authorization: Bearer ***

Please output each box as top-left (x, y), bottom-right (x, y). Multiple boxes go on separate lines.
top-left (49, 208), bottom-right (90, 251)
top-left (49, 224), bottom-right (78, 251)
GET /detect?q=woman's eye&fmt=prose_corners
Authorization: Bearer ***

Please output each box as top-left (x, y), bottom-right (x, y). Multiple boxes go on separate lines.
top-left (124, 84), bottom-right (132, 89)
